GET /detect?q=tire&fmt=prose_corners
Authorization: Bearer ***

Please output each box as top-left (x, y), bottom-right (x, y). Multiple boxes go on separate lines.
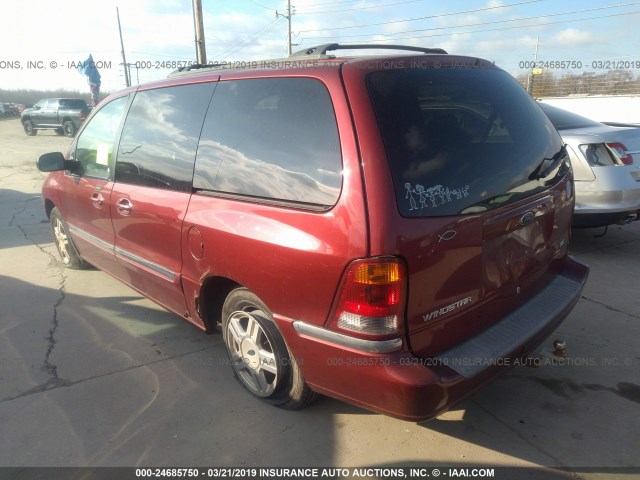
top-left (222, 288), bottom-right (317, 409)
top-left (55, 128), bottom-right (64, 135)
top-left (50, 208), bottom-right (88, 269)
top-left (23, 120), bottom-right (37, 136)
top-left (63, 120), bottom-right (76, 137)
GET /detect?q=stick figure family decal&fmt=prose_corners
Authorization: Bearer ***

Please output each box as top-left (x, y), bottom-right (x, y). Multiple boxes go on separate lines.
top-left (404, 183), bottom-right (470, 211)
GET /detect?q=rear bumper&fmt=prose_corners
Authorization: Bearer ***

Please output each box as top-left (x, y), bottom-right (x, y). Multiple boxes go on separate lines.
top-left (573, 210), bottom-right (639, 227)
top-left (574, 169), bottom-right (640, 222)
top-left (277, 256), bottom-right (589, 421)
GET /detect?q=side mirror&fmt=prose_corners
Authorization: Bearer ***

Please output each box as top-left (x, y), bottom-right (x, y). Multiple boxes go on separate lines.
top-left (33, 105), bottom-right (41, 110)
top-left (36, 152), bottom-right (78, 173)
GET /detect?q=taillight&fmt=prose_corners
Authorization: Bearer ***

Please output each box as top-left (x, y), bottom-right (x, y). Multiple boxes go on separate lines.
top-left (327, 257), bottom-right (406, 339)
top-left (607, 142), bottom-right (633, 165)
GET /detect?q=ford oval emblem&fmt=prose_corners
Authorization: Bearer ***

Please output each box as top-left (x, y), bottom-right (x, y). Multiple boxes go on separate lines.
top-left (520, 211), bottom-right (535, 226)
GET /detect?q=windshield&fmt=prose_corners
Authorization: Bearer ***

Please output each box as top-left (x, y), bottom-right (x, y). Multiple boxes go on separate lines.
top-left (367, 67), bottom-right (566, 217)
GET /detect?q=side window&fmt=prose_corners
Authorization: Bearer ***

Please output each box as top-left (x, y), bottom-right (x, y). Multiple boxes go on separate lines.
top-left (60, 99), bottom-right (85, 109)
top-left (116, 83), bottom-right (215, 192)
top-left (193, 78), bottom-right (342, 208)
top-left (75, 95), bottom-right (128, 179)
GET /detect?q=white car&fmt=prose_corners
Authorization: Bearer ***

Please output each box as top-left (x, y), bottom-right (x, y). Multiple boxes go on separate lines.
top-left (539, 103), bottom-right (640, 228)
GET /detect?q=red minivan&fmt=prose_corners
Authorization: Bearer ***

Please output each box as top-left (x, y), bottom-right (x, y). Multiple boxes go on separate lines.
top-left (37, 44), bottom-right (588, 421)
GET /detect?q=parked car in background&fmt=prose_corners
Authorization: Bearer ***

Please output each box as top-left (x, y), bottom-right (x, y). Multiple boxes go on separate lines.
top-left (21, 98), bottom-right (91, 137)
top-left (0, 104), bottom-right (5, 117)
top-left (603, 121), bottom-right (640, 128)
top-left (539, 103), bottom-right (640, 228)
top-left (35, 44), bottom-right (588, 421)
top-left (2, 103), bottom-right (19, 116)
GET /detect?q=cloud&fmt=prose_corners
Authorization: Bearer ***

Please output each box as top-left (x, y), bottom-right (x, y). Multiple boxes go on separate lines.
top-left (550, 28), bottom-right (593, 47)
top-left (486, 0), bottom-right (506, 10)
top-left (1, 1), bottom-right (636, 91)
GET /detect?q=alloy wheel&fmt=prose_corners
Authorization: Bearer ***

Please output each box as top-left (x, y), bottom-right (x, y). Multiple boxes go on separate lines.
top-left (52, 217), bottom-right (71, 264)
top-left (225, 310), bottom-right (279, 397)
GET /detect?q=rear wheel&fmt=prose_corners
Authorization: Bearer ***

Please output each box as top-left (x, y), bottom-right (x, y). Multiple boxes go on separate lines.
top-left (222, 288), bottom-right (316, 409)
top-left (63, 120), bottom-right (76, 137)
top-left (23, 120), bottom-right (36, 136)
top-left (50, 208), bottom-right (88, 269)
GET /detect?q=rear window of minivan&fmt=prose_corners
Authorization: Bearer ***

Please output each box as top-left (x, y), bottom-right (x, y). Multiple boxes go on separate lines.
top-left (367, 67), bottom-right (564, 217)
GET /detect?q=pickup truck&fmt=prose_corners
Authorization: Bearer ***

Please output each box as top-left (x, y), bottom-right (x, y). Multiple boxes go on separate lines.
top-left (21, 98), bottom-right (91, 137)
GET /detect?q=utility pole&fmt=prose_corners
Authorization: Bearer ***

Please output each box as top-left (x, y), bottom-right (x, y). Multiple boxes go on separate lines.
top-left (527, 35), bottom-right (541, 94)
top-left (193, 0), bottom-right (207, 64)
top-left (127, 63), bottom-right (140, 85)
top-left (117, 7), bottom-right (130, 87)
top-left (276, 0), bottom-right (294, 56)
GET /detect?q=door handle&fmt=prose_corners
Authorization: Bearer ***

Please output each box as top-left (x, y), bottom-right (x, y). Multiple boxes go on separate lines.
top-left (90, 192), bottom-right (104, 207)
top-left (116, 198), bottom-right (133, 216)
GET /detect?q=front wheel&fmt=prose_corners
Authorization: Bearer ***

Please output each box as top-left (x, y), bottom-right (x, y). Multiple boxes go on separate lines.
top-left (23, 120), bottom-right (37, 136)
top-left (63, 120), bottom-right (76, 137)
top-left (222, 288), bottom-right (317, 409)
top-left (50, 208), bottom-right (88, 269)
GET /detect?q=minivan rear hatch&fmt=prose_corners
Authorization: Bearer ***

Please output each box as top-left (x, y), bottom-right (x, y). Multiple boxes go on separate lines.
top-left (363, 61), bottom-right (574, 358)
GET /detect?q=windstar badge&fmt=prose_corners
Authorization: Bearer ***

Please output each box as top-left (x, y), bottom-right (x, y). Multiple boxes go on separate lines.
top-left (423, 296), bottom-right (473, 322)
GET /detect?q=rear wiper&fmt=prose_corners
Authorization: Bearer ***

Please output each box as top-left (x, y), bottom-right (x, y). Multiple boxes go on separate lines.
top-left (529, 145), bottom-right (567, 180)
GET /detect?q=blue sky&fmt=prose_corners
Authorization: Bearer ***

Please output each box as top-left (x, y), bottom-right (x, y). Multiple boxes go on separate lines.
top-left (1, 0), bottom-right (640, 92)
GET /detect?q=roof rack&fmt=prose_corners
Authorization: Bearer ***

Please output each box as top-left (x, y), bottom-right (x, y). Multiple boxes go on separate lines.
top-left (290, 43), bottom-right (448, 58)
top-left (169, 63), bottom-right (225, 76)
top-left (168, 43), bottom-right (448, 77)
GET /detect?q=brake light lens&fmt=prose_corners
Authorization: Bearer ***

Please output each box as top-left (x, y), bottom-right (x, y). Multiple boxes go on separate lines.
top-left (607, 142), bottom-right (633, 165)
top-left (328, 258), bottom-right (406, 338)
